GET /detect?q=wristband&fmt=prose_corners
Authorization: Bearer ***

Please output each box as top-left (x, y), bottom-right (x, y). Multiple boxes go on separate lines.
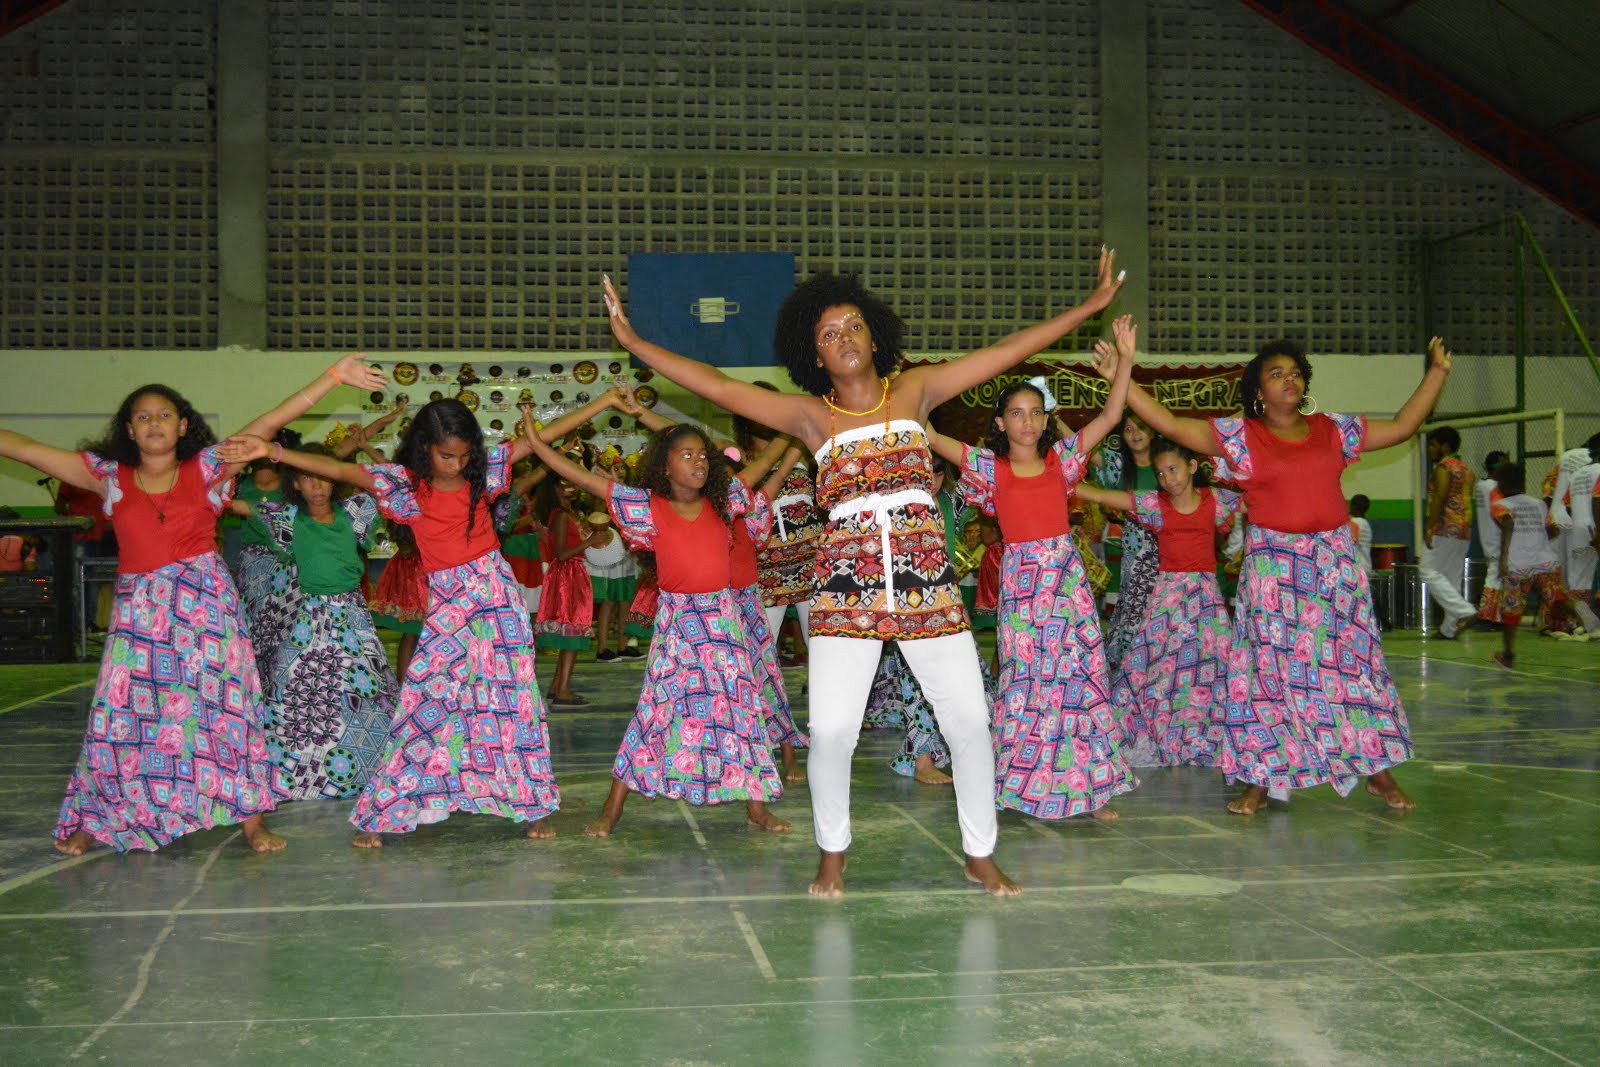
top-left (326, 364), bottom-right (344, 385)
top-left (272, 441), bottom-right (284, 464)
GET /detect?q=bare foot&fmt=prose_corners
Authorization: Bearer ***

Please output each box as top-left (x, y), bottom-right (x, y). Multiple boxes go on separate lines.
top-left (964, 856), bottom-right (1022, 897)
top-left (1227, 785), bottom-right (1270, 815)
top-left (912, 755), bottom-right (954, 786)
top-left (780, 743), bottom-right (804, 783)
top-left (809, 850), bottom-right (847, 897)
top-left (352, 832), bottom-right (384, 848)
top-left (1088, 805), bottom-right (1119, 822)
top-left (53, 830), bottom-right (94, 856)
top-left (586, 781), bottom-right (629, 838)
top-left (1365, 772), bottom-right (1416, 811)
top-left (241, 814), bottom-right (286, 853)
top-left (746, 801), bottom-right (790, 833)
top-left (525, 818), bottom-right (556, 839)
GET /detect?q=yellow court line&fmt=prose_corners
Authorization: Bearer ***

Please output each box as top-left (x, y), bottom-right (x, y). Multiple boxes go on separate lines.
top-left (0, 680), bottom-right (95, 717)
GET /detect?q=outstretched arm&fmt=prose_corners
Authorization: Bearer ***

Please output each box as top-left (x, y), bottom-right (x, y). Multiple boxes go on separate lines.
top-left (0, 430), bottom-right (103, 493)
top-left (760, 445), bottom-right (804, 500)
top-left (908, 248), bottom-right (1124, 410)
top-left (333, 399), bottom-right (408, 460)
top-left (519, 409), bottom-right (617, 501)
top-left (1074, 482), bottom-right (1135, 512)
top-left (924, 423), bottom-right (970, 467)
top-left (603, 276), bottom-right (817, 440)
top-left (1072, 328), bottom-right (1135, 455)
top-left (1089, 316), bottom-right (1219, 457)
top-left (736, 434), bottom-right (790, 488)
top-left (613, 382), bottom-right (677, 434)
top-left (508, 388), bottom-right (632, 466)
top-left (1364, 338), bottom-right (1453, 452)
top-left (217, 435), bottom-right (377, 492)
top-left (236, 354), bottom-right (386, 446)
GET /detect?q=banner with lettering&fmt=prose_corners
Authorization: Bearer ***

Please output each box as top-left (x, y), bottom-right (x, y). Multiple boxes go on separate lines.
top-left (911, 359), bottom-right (1246, 446)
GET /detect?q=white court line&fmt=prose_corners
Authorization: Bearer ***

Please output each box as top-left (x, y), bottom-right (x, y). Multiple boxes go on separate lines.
top-left (1454, 768), bottom-right (1510, 784)
top-left (1537, 790), bottom-right (1600, 810)
top-left (5, 944), bottom-right (1597, 1036)
top-left (888, 804), bottom-right (965, 866)
top-left (0, 850), bottom-right (107, 896)
top-left (1412, 758), bottom-right (1600, 776)
top-left (0, 680), bottom-right (95, 717)
top-left (1381, 651), bottom-right (1598, 683)
top-left (677, 801), bottom-right (777, 982)
top-left (69, 832), bottom-right (235, 1061)
top-left (6, 861), bottom-right (1598, 922)
top-left (1107, 815), bottom-right (1588, 1067)
top-left (1296, 793), bottom-right (1494, 860)
top-left (790, 944), bottom-right (1600, 983)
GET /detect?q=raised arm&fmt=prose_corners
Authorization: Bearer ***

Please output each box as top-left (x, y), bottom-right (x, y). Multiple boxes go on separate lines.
top-left (0, 430), bottom-right (103, 493)
top-left (519, 410), bottom-right (617, 501)
top-left (1074, 482), bottom-right (1135, 512)
top-left (924, 423), bottom-right (970, 467)
top-left (760, 445), bottom-right (804, 500)
top-left (613, 382), bottom-right (676, 434)
top-left (1363, 338), bottom-right (1453, 452)
top-left (1089, 316), bottom-right (1219, 457)
top-left (217, 435), bottom-right (377, 492)
top-left (1072, 328), bottom-right (1134, 455)
top-left (333, 399), bottom-right (408, 460)
top-left (512, 389), bottom-right (620, 458)
top-left (603, 275), bottom-right (817, 440)
top-left (736, 434), bottom-right (790, 488)
top-left (235, 354), bottom-right (386, 446)
top-left (907, 248), bottom-right (1124, 410)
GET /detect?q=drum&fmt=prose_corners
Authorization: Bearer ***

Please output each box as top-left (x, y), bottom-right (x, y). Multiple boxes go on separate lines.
top-left (1372, 544), bottom-right (1406, 570)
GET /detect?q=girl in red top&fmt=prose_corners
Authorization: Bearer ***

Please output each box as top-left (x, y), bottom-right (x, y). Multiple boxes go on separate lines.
top-left (928, 346), bottom-right (1138, 822)
top-left (522, 420), bottom-right (788, 839)
top-left (1079, 439), bottom-right (1242, 767)
top-left (1094, 318), bottom-right (1452, 814)
top-left (222, 398), bottom-right (566, 845)
top-left (0, 356), bottom-right (383, 855)
top-left (534, 472), bottom-right (600, 707)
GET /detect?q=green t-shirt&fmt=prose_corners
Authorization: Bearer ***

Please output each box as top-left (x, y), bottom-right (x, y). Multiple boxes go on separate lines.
top-left (290, 507), bottom-right (366, 595)
top-left (233, 482), bottom-right (285, 547)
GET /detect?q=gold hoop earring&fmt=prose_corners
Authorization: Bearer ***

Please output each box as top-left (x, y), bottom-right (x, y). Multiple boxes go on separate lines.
top-left (1298, 394), bottom-right (1317, 416)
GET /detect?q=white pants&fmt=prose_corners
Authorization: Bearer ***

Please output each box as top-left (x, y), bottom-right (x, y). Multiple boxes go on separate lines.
top-left (1564, 536), bottom-right (1597, 601)
top-left (765, 600), bottom-right (812, 648)
top-left (807, 632), bottom-right (998, 857)
top-left (1419, 536), bottom-right (1474, 623)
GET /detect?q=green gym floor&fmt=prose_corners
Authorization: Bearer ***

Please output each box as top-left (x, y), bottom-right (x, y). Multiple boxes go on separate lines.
top-left (1, 628), bottom-right (1597, 1065)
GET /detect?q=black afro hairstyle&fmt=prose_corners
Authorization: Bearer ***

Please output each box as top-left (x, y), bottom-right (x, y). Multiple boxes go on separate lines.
top-left (773, 273), bottom-right (904, 397)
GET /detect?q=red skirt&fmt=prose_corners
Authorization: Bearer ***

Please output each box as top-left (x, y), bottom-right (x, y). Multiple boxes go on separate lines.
top-left (370, 552), bottom-right (429, 624)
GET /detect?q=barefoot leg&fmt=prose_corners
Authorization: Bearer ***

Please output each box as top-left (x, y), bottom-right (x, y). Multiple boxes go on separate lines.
top-left (809, 850), bottom-right (847, 897)
top-left (585, 779), bottom-right (629, 838)
top-left (53, 829), bottom-right (95, 857)
top-left (1365, 770), bottom-right (1416, 810)
top-left (1088, 805), bottom-right (1119, 822)
top-left (912, 754), bottom-right (953, 786)
top-left (352, 832), bottom-right (384, 848)
top-left (746, 800), bottom-right (790, 833)
top-left (525, 817), bottom-right (556, 839)
top-left (241, 814), bottom-right (286, 852)
top-left (1227, 784), bottom-right (1269, 815)
top-left (780, 742), bottom-right (803, 783)
top-left (964, 855), bottom-right (1021, 897)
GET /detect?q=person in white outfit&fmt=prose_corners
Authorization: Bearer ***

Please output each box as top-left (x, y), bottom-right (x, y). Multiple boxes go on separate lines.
top-left (1420, 426), bottom-right (1477, 639)
top-left (1552, 433), bottom-right (1600, 635)
top-left (1472, 449), bottom-right (1509, 627)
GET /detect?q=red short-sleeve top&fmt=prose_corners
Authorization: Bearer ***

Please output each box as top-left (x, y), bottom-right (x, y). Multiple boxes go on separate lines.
top-left (80, 447), bottom-right (236, 574)
top-left (1209, 414), bottom-right (1365, 534)
top-left (608, 480), bottom-right (753, 595)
